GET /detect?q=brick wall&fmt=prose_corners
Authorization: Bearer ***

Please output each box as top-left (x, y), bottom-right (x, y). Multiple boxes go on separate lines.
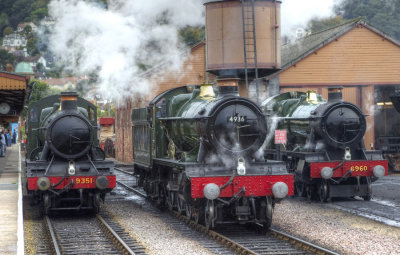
top-left (115, 42), bottom-right (215, 163)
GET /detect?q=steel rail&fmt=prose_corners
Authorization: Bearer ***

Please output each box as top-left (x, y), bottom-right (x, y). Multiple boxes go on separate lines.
top-left (96, 214), bottom-right (136, 255)
top-left (270, 228), bottom-right (340, 255)
top-left (114, 167), bottom-right (134, 176)
top-left (45, 216), bottom-right (61, 255)
top-left (172, 211), bottom-right (256, 255)
top-left (116, 180), bottom-right (147, 198)
top-left (116, 167), bottom-right (338, 254)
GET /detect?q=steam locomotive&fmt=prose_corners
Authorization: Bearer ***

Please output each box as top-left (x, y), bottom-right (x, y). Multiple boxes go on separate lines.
top-left (25, 92), bottom-right (115, 214)
top-left (132, 84), bottom-right (293, 231)
top-left (261, 88), bottom-right (388, 202)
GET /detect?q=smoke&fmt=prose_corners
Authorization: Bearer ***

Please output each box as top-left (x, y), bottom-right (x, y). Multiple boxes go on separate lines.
top-left (45, 0), bottom-right (205, 101)
top-left (281, 0), bottom-right (336, 36)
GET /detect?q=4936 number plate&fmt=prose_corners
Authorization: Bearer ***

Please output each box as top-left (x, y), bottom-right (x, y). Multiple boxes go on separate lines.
top-left (228, 116), bottom-right (247, 123)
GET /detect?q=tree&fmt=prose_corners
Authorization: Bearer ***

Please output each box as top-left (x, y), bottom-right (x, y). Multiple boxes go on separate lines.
top-left (29, 8), bottom-right (48, 24)
top-left (27, 37), bottom-right (38, 55)
top-left (28, 80), bottom-right (51, 105)
top-left (36, 62), bottom-right (44, 73)
top-left (3, 26), bottom-right (13, 36)
top-left (179, 26), bottom-right (205, 46)
top-left (23, 25), bottom-right (32, 35)
top-left (306, 16), bottom-right (347, 34)
top-left (0, 49), bottom-right (15, 70)
top-left (334, 0), bottom-right (400, 40)
top-left (0, 13), bottom-right (9, 32)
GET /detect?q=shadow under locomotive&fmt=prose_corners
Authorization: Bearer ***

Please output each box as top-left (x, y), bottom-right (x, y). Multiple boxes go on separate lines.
top-left (25, 92), bottom-right (115, 214)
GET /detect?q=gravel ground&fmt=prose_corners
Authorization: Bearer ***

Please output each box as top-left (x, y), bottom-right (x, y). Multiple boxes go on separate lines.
top-left (272, 198), bottom-right (400, 255)
top-left (103, 200), bottom-right (216, 255)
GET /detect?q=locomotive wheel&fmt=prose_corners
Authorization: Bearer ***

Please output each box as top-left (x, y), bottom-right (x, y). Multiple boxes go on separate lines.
top-left (318, 181), bottom-right (329, 203)
top-left (93, 193), bottom-right (100, 214)
top-left (43, 194), bottom-right (51, 215)
top-left (176, 195), bottom-right (185, 213)
top-left (362, 177), bottom-right (372, 201)
top-left (205, 200), bottom-right (215, 230)
top-left (185, 203), bottom-right (192, 220)
top-left (167, 191), bottom-right (175, 210)
top-left (295, 181), bottom-right (305, 197)
top-left (306, 185), bottom-right (315, 201)
top-left (262, 196), bottom-right (273, 234)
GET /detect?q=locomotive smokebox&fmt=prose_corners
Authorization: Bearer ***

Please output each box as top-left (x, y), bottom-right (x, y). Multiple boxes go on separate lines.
top-left (60, 91), bottom-right (78, 111)
top-left (327, 86), bottom-right (343, 102)
top-left (204, 0), bottom-right (281, 77)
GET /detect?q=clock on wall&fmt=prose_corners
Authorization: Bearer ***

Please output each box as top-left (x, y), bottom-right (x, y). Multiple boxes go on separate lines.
top-left (0, 102), bottom-right (11, 115)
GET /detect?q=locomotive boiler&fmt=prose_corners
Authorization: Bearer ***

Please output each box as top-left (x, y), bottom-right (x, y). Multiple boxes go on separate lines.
top-left (25, 92), bottom-right (115, 214)
top-left (132, 83), bottom-right (293, 231)
top-left (261, 88), bottom-right (388, 201)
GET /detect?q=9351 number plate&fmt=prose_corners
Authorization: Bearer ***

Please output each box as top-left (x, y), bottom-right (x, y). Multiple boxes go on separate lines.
top-left (75, 177), bottom-right (94, 184)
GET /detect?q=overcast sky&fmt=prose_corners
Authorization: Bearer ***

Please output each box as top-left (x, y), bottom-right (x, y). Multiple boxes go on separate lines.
top-left (281, 0), bottom-right (336, 36)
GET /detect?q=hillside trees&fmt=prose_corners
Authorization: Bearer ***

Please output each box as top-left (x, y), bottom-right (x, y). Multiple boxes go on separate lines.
top-left (334, 0), bottom-right (400, 40)
top-left (0, 49), bottom-right (15, 70)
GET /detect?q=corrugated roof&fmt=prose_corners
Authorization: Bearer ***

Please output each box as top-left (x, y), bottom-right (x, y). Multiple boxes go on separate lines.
top-left (280, 18), bottom-right (400, 72)
top-left (281, 18), bottom-right (361, 69)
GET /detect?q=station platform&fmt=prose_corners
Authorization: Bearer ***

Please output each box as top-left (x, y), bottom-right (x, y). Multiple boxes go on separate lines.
top-left (0, 144), bottom-right (23, 255)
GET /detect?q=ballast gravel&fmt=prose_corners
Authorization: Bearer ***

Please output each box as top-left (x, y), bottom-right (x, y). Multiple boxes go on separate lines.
top-left (272, 199), bottom-right (400, 255)
top-left (104, 196), bottom-right (400, 255)
top-left (103, 201), bottom-right (216, 255)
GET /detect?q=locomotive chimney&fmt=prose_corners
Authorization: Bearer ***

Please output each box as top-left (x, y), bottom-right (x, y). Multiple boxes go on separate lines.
top-left (217, 77), bottom-right (240, 97)
top-left (60, 91), bottom-right (78, 111)
top-left (328, 86), bottom-right (343, 101)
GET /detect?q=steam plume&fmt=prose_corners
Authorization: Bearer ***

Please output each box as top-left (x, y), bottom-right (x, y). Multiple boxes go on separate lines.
top-left (45, 0), bottom-right (205, 101)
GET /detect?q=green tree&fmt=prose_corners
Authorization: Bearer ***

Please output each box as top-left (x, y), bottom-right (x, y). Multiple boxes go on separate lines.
top-left (306, 16), bottom-right (347, 34)
top-left (0, 49), bottom-right (15, 70)
top-left (3, 26), bottom-right (13, 36)
top-left (29, 8), bottom-right (48, 24)
top-left (28, 80), bottom-right (51, 105)
top-left (23, 25), bottom-right (32, 35)
top-left (27, 37), bottom-right (38, 55)
top-left (36, 62), bottom-right (44, 73)
top-left (179, 26), bottom-right (205, 46)
top-left (0, 13), bottom-right (9, 32)
top-left (334, 0), bottom-right (400, 40)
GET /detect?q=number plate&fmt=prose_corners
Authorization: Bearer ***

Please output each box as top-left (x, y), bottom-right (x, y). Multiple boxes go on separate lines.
top-left (350, 165), bottom-right (368, 172)
top-left (228, 116), bottom-right (247, 123)
top-left (75, 177), bottom-right (95, 184)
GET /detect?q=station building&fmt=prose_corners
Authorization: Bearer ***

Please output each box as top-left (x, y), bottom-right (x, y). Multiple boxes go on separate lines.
top-left (0, 71), bottom-right (30, 127)
top-left (115, 18), bottom-right (400, 163)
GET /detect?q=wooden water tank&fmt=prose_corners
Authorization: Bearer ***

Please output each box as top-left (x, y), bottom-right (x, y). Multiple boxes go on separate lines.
top-left (205, 0), bottom-right (281, 77)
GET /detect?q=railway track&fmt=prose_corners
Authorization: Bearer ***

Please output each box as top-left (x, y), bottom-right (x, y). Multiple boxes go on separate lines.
top-left (115, 167), bottom-right (339, 255)
top-left (44, 213), bottom-right (146, 255)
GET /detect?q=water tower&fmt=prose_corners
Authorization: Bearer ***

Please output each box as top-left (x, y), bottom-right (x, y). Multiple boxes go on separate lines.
top-left (204, 0), bottom-right (281, 103)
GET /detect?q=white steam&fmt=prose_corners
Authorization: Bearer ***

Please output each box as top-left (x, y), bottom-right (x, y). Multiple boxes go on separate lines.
top-left (46, 0), bottom-right (205, 101)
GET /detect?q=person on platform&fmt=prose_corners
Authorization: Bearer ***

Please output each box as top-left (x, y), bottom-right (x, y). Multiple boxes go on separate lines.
top-left (5, 130), bottom-right (11, 147)
top-left (0, 131), bottom-right (6, 157)
top-left (12, 129), bottom-right (17, 144)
